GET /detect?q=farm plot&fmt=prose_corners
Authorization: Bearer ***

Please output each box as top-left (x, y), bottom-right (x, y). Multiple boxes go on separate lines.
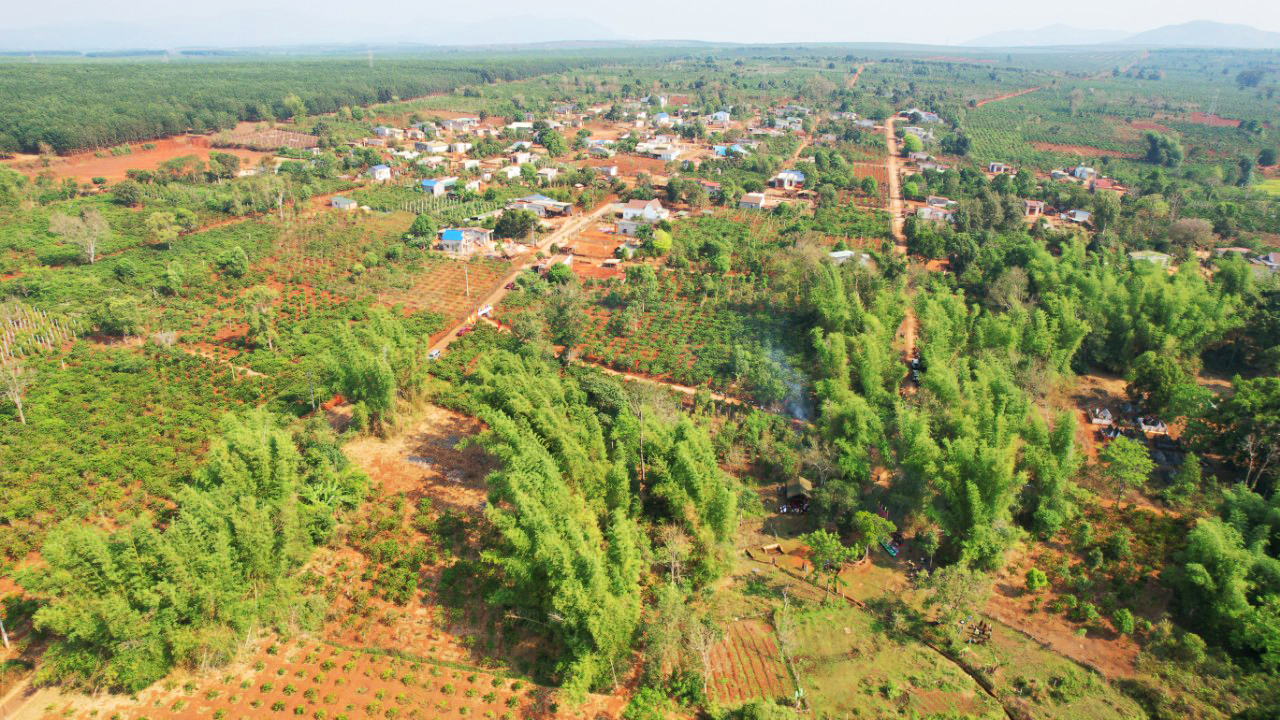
top-left (32, 639), bottom-right (566, 720)
top-left (380, 257), bottom-right (511, 325)
top-left (791, 604), bottom-right (1004, 719)
top-left (214, 125), bottom-right (319, 150)
top-left (708, 619), bottom-right (793, 705)
top-left (572, 272), bottom-right (795, 392)
top-left (848, 162), bottom-right (890, 209)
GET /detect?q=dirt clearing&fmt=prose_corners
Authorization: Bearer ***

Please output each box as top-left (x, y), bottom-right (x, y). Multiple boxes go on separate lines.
top-left (3, 135), bottom-right (272, 185)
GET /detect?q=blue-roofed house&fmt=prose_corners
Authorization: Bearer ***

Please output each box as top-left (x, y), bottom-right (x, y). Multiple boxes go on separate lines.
top-left (713, 145), bottom-right (728, 157)
top-left (422, 176), bottom-right (458, 197)
top-left (709, 110), bottom-right (732, 125)
top-left (369, 165), bottom-right (392, 182)
top-left (331, 196), bottom-right (357, 211)
top-left (438, 227), bottom-right (493, 253)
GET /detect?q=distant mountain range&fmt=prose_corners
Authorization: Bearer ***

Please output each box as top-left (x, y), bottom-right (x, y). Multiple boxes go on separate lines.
top-left (964, 20), bottom-right (1280, 48)
top-left (963, 24), bottom-right (1130, 48)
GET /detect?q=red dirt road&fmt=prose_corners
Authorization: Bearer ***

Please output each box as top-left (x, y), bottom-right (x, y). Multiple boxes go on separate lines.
top-left (975, 86), bottom-right (1044, 108)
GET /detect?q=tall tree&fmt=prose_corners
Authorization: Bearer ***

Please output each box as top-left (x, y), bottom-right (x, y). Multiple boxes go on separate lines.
top-left (1, 355), bottom-right (32, 425)
top-left (49, 208), bottom-right (109, 264)
top-left (1099, 436), bottom-right (1153, 507)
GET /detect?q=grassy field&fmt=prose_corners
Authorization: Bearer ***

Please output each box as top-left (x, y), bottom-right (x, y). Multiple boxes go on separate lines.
top-left (791, 603), bottom-right (1004, 719)
top-left (1257, 178), bottom-right (1280, 197)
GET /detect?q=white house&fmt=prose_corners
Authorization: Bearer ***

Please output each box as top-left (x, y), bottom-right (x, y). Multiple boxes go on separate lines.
top-left (1072, 166), bottom-right (1097, 181)
top-left (369, 165), bottom-right (392, 182)
top-left (1129, 250), bottom-right (1172, 267)
top-left (419, 140), bottom-right (449, 154)
top-left (620, 198), bottom-right (669, 223)
top-left (536, 168), bottom-right (559, 183)
top-left (511, 151), bottom-right (533, 165)
top-left (331, 196), bottom-right (357, 211)
top-left (916, 205), bottom-right (954, 223)
top-left (500, 166), bottom-right (522, 180)
top-left (739, 192), bottom-right (766, 210)
top-left (438, 227), bottom-right (493, 254)
top-left (771, 170), bottom-right (806, 189)
top-left (828, 250), bottom-right (872, 267)
top-left (451, 142), bottom-right (473, 154)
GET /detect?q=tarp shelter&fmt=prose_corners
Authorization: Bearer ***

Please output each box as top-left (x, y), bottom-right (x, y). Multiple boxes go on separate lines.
top-left (786, 477), bottom-right (814, 501)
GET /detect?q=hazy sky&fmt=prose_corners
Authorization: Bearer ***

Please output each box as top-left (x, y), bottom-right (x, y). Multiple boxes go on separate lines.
top-left (4, 0), bottom-right (1280, 46)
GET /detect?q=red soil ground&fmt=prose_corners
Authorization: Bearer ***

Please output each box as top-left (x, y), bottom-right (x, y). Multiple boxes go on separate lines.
top-left (3, 135), bottom-right (272, 185)
top-left (1031, 142), bottom-right (1139, 159)
top-left (1188, 112), bottom-right (1241, 128)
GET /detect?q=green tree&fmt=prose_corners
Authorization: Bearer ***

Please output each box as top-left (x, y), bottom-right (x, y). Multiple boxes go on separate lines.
top-left (902, 133), bottom-right (923, 156)
top-left (111, 179), bottom-right (144, 207)
top-left (241, 286), bottom-right (280, 352)
top-left (1125, 351), bottom-right (1188, 417)
top-left (800, 529), bottom-right (856, 597)
top-left (90, 296), bottom-right (143, 337)
top-left (408, 213), bottom-right (437, 243)
top-left (494, 209), bottom-right (538, 240)
top-left (282, 93), bottom-right (307, 123)
top-left (1099, 436), bottom-right (1153, 507)
top-left (848, 510), bottom-right (895, 561)
top-left (145, 211), bottom-right (179, 250)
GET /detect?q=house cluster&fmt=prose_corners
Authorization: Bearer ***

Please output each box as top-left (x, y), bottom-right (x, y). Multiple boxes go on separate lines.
top-left (1050, 165), bottom-right (1128, 196)
top-left (508, 193), bottom-right (573, 217)
top-left (1088, 404), bottom-right (1185, 469)
top-left (1215, 247), bottom-right (1280, 277)
top-left (916, 195), bottom-right (957, 223)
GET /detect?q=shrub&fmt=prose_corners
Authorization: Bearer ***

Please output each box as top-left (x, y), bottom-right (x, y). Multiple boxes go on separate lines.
top-left (1025, 568), bottom-right (1048, 593)
top-left (1113, 608), bottom-right (1135, 634)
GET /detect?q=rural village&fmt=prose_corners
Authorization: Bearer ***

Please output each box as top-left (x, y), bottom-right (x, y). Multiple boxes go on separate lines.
top-left (1, 33), bottom-right (1279, 720)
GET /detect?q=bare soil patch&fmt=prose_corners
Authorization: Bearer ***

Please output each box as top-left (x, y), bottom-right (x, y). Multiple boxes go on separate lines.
top-left (2, 136), bottom-right (272, 185)
top-left (1031, 142), bottom-right (1138, 159)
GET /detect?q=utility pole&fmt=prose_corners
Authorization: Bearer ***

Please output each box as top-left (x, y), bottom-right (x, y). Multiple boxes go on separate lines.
top-left (1, 615), bottom-right (9, 649)
top-left (464, 263), bottom-right (470, 298)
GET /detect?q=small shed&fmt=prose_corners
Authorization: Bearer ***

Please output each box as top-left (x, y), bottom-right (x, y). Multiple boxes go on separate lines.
top-left (786, 477), bottom-right (814, 502)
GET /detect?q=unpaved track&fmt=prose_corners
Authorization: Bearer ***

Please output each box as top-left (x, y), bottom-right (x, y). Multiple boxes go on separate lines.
top-left (882, 116), bottom-right (906, 253)
top-left (974, 86), bottom-right (1044, 107)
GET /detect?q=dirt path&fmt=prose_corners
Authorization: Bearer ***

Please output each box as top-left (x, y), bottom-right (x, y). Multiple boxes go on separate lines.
top-left (427, 201), bottom-right (615, 357)
top-left (577, 359), bottom-right (744, 407)
top-left (974, 86), bottom-right (1044, 108)
top-left (0, 678), bottom-right (36, 720)
top-left (898, 305), bottom-right (917, 363)
top-left (882, 117), bottom-right (906, 253)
